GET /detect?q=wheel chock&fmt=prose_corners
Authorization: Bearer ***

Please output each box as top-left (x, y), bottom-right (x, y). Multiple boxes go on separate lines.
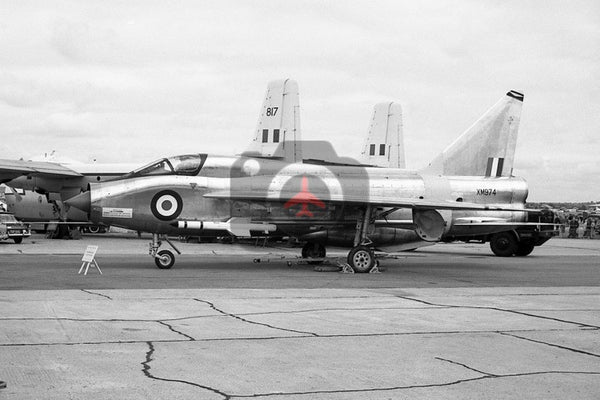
top-left (339, 263), bottom-right (355, 274)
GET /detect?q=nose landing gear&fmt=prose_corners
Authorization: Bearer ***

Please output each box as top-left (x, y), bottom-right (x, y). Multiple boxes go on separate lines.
top-left (149, 233), bottom-right (181, 269)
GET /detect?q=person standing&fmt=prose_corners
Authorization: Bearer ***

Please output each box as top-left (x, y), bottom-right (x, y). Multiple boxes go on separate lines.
top-left (568, 217), bottom-right (579, 238)
top-left (584, 218), bottom-right (592, 238)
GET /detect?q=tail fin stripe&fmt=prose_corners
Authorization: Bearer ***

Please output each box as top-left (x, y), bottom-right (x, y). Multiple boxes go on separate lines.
top-left (485, 157), bottom-right (494, 177)
top-left (496, 158), bottom-right (505, 177)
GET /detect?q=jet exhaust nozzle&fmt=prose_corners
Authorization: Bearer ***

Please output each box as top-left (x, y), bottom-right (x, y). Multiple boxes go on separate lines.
top-left (65, 191), bottom-right (91, 213)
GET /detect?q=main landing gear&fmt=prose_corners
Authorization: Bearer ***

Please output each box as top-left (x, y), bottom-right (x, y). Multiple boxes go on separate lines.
top-left (150, 233), bottom-right (181, 269)
top-left (340, 205), bottom-right (380, 273)
top-left (345, 205), bottom-right (379, 273)
top-left (302, 207), bottom-right (380, 273)
top-left (490, 231), bottom-right (535, 257)
top-left (347, 245), bottom-right (377, 273)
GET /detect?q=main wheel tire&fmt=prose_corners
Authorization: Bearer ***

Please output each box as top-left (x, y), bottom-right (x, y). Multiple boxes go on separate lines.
top-left (13, 237), bottom-right (23, 244)
top-left (515, 241), bottom-right (535, 256)
top-left (87, 225), bottom-right (100, 234)
top-left (155, 249), bottom-right (175, 269)
top-left (347, 245), bottom-right (375, 273)
top-left (301, 242), bottom-right (326, 264)
top-left (490, 232), bottom-right (518, 257)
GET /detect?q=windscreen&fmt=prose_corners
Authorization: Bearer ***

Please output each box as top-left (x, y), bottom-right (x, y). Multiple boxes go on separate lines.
top-left (125, 154), bottom-right (206, 178)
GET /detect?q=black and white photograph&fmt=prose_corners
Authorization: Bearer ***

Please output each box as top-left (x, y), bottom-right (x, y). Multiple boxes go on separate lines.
top-left (0, 1), bottom-right (599, 398)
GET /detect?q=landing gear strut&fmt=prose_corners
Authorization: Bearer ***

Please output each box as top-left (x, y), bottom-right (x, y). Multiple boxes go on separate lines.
top-left (346, 205), bottom-right (379, 273)
top-left (150, 233), bottom-right (181, 269)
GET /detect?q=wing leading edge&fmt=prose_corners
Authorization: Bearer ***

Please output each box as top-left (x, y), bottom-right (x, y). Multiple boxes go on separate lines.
top-left (0, 159), bottom-right (82, 183)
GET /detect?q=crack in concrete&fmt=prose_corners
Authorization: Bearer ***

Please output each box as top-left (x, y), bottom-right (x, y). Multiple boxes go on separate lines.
top-left (499, 332), bottom-right (600, 358)
top-left (400, 292), bottom-right (600, 297)
top-left (0, 305), bottom-right (444, 323)
top-left (134, 341), bottom-right (600, 399)
top-left (0, 327), bottom-right (586, 348)
top-left (157, 321), bottom-right (195, 341)
top-left (80, 289), bottom-right (112, 300)
top-left (235, 305), bottom-right (448, 317)
top-left (395, 295), bottom-right (600, 329)
top-left (435, 356), bottom-right (497, 376)
top-left (142, 341), bottom-right (230, 399)
top-left (227, 371), bottom-right (600, 398)
top-left (194, 298), bottom-right (319, 337)
top-left (0, 315), bottom-right (216, 322)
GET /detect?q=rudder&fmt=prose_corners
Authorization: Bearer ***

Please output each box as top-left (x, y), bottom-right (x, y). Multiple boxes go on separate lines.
top-left (424, 90), bottom-right (523, 177)
top-left (245, 79), bottom-right (302, 162)
top-left (360, 102), bottom-right (405, 168)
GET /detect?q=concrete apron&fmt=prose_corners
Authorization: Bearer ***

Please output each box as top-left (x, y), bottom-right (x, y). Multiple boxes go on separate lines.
top-left (0, 287), bottom-right (599, 399)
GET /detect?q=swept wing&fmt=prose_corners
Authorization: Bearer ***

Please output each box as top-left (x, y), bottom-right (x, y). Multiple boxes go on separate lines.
top-left (0, 159), bottom-right (82, 183)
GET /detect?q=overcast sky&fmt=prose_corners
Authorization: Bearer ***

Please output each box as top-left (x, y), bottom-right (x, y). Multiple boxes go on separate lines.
top-left (1, 0), bottom-right (598, 202)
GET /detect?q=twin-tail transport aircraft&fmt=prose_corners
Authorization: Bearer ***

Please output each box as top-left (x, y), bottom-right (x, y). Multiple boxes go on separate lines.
top-left (67, 85), bottom-right (555, 271)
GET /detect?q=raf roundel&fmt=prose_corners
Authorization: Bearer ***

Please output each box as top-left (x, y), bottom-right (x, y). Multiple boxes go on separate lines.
top-left (151, 190), bottom-right (183, 221)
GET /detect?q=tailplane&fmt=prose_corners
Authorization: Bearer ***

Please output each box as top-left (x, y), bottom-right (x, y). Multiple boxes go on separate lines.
top-left (423, 90), bottom-right (523, 177)
top-left (245, 79), bottom-right (302, 162)
top-left (360, 102), bottom-right (405, 168)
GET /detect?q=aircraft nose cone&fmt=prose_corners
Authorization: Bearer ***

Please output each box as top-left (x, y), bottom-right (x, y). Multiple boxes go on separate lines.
top-left (66, 191), bottom-right (91, 213)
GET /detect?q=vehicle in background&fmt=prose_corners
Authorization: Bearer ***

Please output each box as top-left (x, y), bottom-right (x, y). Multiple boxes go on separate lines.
top-left (0, 212), bottom-right (31, 244)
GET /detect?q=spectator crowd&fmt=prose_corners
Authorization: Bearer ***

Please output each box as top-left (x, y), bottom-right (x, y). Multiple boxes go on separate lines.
top-left (556, 215), bottom-right (600, 239)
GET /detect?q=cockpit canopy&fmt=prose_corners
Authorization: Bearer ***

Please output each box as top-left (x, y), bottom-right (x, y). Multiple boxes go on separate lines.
top-left (124, 154), bottom-right (207, 178)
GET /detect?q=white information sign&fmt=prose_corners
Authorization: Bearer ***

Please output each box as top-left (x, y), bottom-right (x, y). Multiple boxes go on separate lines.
top-left (82, 245), bottom-right (98, 262)
top-left (79, 245), bottom-right (102, 275)
top-left (102, 207), bottom-right (133, 218)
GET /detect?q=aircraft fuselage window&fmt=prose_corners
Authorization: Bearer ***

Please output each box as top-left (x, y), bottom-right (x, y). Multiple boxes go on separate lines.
top-left (273, 129), bottom-right (280, 143)
top-left (379, 144), bottom-right (386, 155)
top-left (262, 129), bottom-right (269, 143)
top-left (369, 144), bottom-right (376, 156)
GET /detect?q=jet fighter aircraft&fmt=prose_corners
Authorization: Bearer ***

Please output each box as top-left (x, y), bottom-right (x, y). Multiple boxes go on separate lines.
top-left (67, 89), bottom-right (554, 271)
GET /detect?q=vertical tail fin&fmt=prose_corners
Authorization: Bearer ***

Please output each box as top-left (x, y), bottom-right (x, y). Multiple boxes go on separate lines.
top-left (360, 102), bottom-right (405, 168)
top-left (245, 79), bottom-right (302, 162)
top-left (423, 90), bottom-right (523, 177)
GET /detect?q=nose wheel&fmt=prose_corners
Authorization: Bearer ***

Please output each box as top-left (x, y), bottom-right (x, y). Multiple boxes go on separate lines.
top-left (155, 249), bottom-right (175, 269)
top-left (150, 233), bottom-right (181, 269)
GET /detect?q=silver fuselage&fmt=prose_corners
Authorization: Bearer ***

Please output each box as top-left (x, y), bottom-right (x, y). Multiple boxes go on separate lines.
top-left (84, 154), bottom-right (529, 248)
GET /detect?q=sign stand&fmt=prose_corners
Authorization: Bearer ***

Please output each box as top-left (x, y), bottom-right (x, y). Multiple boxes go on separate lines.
top-left (79, 245), bottom-right (102, 275)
